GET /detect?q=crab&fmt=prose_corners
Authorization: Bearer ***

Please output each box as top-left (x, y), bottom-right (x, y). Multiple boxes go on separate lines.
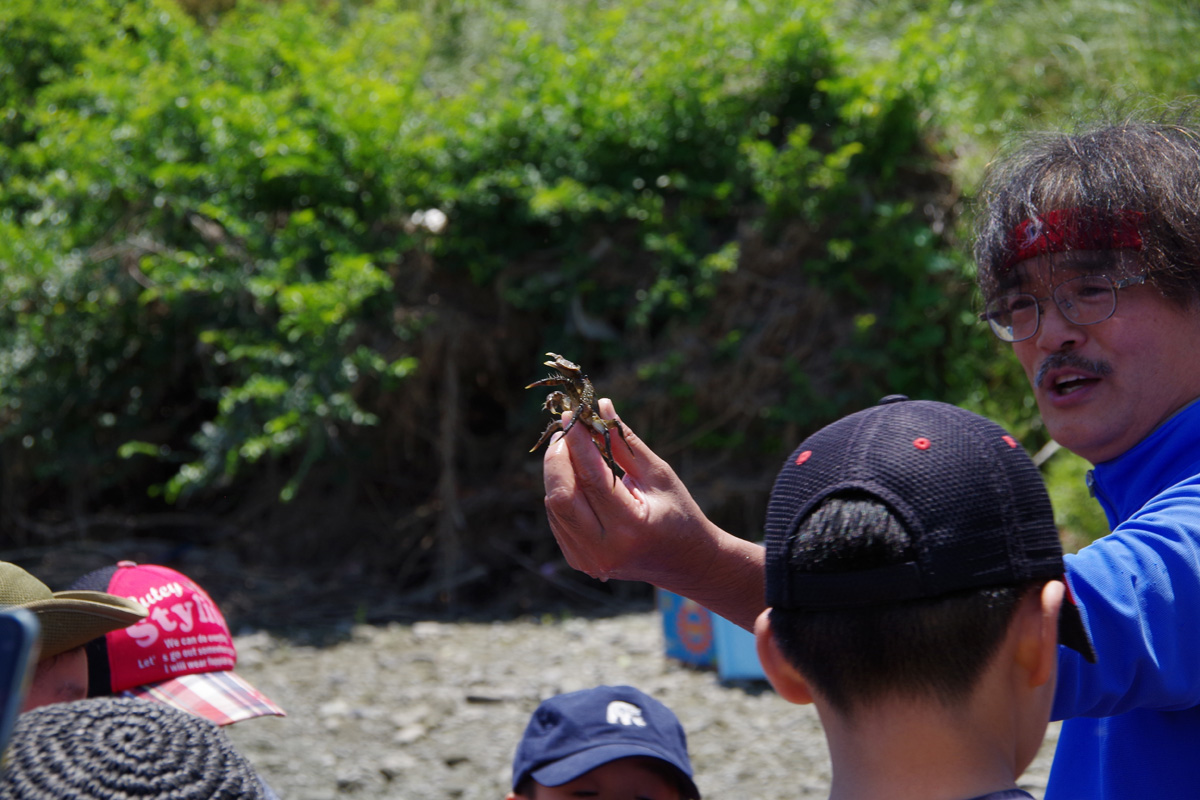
top-left (526, 353), bottom-right (633, 481)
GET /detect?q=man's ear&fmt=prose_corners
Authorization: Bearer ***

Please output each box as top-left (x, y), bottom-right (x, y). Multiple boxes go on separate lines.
top-left (754, 608), bottom-right (815, 705)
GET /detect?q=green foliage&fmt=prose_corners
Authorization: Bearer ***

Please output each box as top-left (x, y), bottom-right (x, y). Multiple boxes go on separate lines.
top-left (0, 0), bottom-right (427, 503)
top-left (1, 0), bottom-right (967, 515)
top-left (5, 0), bottom-right (1163, 563)
top-left (1043, 445), bottom-right (1111, 551)
top-left (828, 0), bottom-right (1200, 181)
top-left (436, 1), bottom-right (847, 318)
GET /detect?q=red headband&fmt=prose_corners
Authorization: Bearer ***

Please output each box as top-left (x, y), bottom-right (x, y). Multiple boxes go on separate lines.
top-left (1002, 208), bottom-right (1144, 271)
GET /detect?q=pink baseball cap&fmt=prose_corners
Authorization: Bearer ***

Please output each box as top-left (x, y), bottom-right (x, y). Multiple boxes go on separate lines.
top-left (69, 561), bottom-right (285, 726)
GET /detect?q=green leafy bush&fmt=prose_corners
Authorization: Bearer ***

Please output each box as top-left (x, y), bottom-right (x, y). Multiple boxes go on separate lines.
top-left (1, 0), bottom-right (428, 509)
top-left (0, 0), bottom-right (976, 580)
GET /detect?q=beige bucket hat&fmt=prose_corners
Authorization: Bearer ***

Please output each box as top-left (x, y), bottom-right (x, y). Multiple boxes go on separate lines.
top-left (0, 562), bottom-right (148, 660)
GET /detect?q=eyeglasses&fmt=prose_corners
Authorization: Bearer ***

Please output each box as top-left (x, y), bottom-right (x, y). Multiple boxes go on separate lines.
top-left (981, 273), bottom-right (1149, 343)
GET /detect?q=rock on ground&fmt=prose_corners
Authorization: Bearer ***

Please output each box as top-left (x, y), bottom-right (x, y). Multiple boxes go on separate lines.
top-left (225, 611), bottom-right (1058, 799)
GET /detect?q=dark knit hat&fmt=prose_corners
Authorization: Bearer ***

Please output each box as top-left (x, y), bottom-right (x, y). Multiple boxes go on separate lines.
top-left (764, 396), bottom-right (1096, 663)
top-left (0, 697), bottom-right (267, 799)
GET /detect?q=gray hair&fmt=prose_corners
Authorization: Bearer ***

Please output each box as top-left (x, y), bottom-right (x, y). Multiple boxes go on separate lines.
top-left (974, 108), bottom-right (1200, 304)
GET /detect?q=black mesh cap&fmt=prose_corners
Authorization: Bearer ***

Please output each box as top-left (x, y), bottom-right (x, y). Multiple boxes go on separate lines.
top-left (764, 396), bottom-right (1096, 663)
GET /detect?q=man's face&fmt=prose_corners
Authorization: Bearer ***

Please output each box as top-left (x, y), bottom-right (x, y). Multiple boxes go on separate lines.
top-left (20, 646), bottom-right (88, 712)
top-left (1008, 252), bottom-right (1200, 464)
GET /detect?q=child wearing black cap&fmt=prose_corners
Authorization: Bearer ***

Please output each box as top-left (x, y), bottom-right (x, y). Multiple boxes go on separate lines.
top-left (753, 398), bottom-right (1095, 800)
top-left (507, 685), bottom-right (700, 800)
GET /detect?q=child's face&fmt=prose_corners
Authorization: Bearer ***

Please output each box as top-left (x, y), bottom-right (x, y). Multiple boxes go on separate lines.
top-left (521, 757), bottom-right (683, 800)
top-left (21, 646), bottom-right (88, 712)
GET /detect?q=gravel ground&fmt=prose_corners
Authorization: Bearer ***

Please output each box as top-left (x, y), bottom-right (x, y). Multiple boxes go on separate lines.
top-left (224, 610), bottom-right (1060, 799)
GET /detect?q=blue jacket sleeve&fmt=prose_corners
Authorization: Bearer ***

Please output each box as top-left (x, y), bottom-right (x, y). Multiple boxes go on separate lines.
top-left (1053, 483), bottom-right (1200, 720)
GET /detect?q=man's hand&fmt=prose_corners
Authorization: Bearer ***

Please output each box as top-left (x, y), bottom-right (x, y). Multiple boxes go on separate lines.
top-left (542, 398), bottom-right (766, 630)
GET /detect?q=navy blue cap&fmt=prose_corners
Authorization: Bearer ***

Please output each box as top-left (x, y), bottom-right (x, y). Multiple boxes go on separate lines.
top-left (764, 397), bottom-right (1096, 663)
top-left (511, 685), bottom-right (700, 798)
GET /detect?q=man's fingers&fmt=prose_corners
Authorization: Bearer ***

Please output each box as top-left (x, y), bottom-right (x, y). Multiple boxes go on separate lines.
top-left (593, 398), bottom-right (656, 480)
top-left (558, 403), bottom-right (625, 494)
top-left (543, 430), bottom-right (622, 580)
top-left (543, 430), bottom-right (585, 510)
top-left (546, 502), bottom-right (603, 579)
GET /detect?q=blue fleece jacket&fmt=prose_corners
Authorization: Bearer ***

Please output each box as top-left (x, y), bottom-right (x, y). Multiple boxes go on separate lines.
top-left (1047, 398), bottom-right (1200, 800)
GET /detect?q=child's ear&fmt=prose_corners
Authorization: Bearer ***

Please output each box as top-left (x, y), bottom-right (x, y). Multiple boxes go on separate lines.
top-left (754, 608), bottom-right (815, 705)
top-left (1015, 580), bottom-right (1066, 688)
top-left (1035, 580), bottom-right (1066, 686)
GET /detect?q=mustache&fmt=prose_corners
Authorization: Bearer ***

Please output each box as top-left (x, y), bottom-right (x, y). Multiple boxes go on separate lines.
top-left (1035, 351), bottom-right (1113, 389)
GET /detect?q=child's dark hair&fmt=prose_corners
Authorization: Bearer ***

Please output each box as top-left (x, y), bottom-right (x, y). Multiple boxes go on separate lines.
top-left (769, 493), bottom-right (1043, 717)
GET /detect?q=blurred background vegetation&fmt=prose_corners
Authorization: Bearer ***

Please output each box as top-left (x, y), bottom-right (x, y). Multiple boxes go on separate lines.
top-left (1, 0), bottom-right (1194, 611)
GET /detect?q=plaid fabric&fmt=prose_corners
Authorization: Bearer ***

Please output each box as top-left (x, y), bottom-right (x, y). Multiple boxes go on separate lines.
top-left (123, 670), bottom-right (285, 727)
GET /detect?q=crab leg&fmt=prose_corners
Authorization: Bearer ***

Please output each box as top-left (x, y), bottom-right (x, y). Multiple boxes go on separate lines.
top-left (529, 418), bottom-right (565, 453)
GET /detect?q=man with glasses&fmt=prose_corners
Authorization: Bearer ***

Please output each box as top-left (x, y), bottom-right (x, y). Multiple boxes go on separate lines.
top-left (540, 114), bottom-right (1200, 799)
top-left (967, 123), bottom-right (1200, 799)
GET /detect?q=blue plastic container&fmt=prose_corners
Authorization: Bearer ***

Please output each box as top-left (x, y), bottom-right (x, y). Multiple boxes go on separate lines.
top-left (656, 588), bottom-right (716, 668)
top-left (712, 611), bottom-right (766, 681)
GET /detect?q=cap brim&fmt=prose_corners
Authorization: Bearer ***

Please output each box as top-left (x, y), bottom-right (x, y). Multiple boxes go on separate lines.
top-left (122, 670), bottom-right (286, 726)
top-left (1059, 592), bottom-right (1097, 664)
top-left (23, 592), bottom-right (148, 659)
top-left (530, 744), bottom-right (700, 799)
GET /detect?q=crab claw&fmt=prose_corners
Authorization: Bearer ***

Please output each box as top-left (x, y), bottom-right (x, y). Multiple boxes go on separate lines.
top-left (543, 353), bottom-right (582, 372)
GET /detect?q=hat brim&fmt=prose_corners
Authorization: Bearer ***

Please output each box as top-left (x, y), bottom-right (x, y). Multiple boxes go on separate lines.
top-left (23, 592), bottom-right (148, 660)
top-left (530, 744), bottom-right (700, 799)
top-left (1059, 590), bottom-right (1097, 664)
top-left (122, 670), bottom-right (286, 726)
